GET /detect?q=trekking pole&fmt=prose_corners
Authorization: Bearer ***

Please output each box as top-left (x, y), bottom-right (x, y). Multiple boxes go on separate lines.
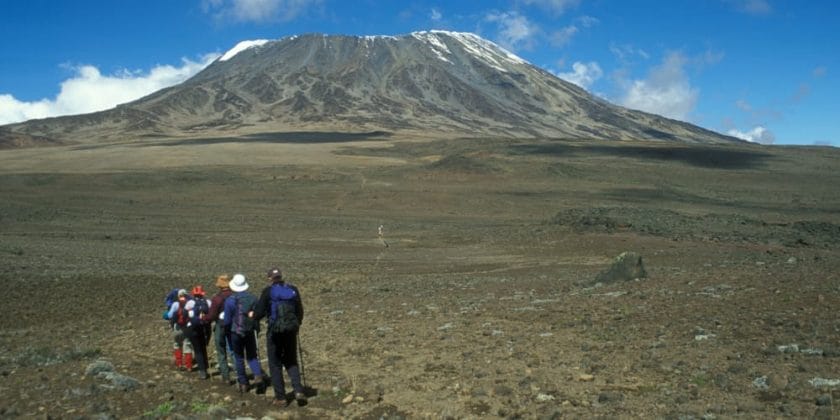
top-left (297, 331), bottom-right (306, 388)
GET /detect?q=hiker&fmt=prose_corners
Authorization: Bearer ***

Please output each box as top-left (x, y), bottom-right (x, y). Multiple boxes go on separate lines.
top-left (182, 285), bottom-right (211, 379)
top-left (378, 224), bottom-right (389, 248)
top-left (223, 273), bottom-right (266, 394)
top-left (166, 289), bottom-right (194, 371)
top-left (254, 267), bottom-right (307, 407)
top-left (206, 274), bottom-right (233, 384)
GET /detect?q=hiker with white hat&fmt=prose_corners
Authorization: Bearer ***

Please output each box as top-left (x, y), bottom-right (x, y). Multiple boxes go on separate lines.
top-left (223, 273), bottom-right (266, 394)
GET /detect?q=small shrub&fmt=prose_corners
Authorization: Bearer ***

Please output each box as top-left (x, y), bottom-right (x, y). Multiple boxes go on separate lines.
top-left (143, 402), bottom-right (173, 418)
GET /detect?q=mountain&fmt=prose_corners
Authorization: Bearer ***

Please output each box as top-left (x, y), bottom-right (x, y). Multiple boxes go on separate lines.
top-left (1, 31), bottom-right (739, 147)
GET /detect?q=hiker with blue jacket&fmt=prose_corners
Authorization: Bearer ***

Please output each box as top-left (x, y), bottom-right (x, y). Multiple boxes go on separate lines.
top-left (254, 267), bottom-right (307, 407)
top-left (223, 273), bottom-right (266, 394)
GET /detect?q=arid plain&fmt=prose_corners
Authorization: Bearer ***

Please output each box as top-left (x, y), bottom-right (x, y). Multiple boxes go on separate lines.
top-left (1, 134), bottom-right (839, 418)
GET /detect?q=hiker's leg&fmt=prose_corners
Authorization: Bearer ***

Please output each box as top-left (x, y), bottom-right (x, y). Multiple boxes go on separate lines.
top-left (229, 334), bottom-right (248, 385)
top-left (281, 332), bottom-right (304, 394)
top-left (266, 332), bottom-right (286, 400)
top-left (190, 328), bottom-right (209, 377)
top-left (214, 322), bottom-right (230, 381)
top-left (244, 331), bottom-right (263, 377)
top-left (171, 325), bottom-right (183, 367)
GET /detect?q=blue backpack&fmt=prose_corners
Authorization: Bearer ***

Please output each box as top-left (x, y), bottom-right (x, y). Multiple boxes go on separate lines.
top-left (231, 292), bottom-right (257, 336)
top-left (190, 298), bottom-right (210, 326)
top-left (163, 288), bottom-right (180, 320)
top-left (165, 288), bottom-right (179, 309)
top-left (269, 284), bottom-right (300, 334)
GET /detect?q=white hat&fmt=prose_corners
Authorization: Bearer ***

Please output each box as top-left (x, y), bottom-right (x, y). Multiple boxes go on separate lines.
top-left (230, 273), bottom-right (249, 292)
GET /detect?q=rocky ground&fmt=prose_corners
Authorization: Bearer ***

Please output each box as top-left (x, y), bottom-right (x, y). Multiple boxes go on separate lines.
top-left (0, 137), bottom-right (839, 418)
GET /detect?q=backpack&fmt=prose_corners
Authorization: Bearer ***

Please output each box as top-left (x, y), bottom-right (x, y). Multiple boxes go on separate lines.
top-left (269, 284), bottom-right (300, 334)
top-left (164, 288), bottom-right (180, 309)
top-left (231, 292), bottom-right (257, 336)
top-left (175, 301), bottom-right (190, 327)
top-left (190, 298), bottom-right (210, 326)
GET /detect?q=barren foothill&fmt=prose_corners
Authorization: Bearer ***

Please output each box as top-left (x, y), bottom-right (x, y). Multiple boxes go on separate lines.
top-left (0, 135), bottom-right (839, 418)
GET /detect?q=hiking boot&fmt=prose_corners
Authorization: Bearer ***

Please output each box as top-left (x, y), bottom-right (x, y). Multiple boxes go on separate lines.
top-left (295, 392), bottom-right (308, 406)
top-left (254, 376), bottom-right (266, 395)
top-left (238, 383), bottom-right (250, 394)
top-left (198, 370), bottom-right (209, 380)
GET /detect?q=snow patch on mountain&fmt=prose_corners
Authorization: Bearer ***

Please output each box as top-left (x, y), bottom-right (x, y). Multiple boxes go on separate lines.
top-left (219, 39), bottom-right (270, 62)
top-left (407, 30), bottom-right (529, 71)
top-left (411, 32), bottom-right (453, 64)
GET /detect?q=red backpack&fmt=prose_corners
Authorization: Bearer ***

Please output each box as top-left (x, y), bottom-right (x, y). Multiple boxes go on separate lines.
top-left (175, 300), bottom-right (190, 327)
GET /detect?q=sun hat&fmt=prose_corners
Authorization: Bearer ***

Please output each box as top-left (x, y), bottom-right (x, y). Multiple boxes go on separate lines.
top-left (267, 267), bottom-right (283, 280)
top-left (230, 273), bottom-right (249, 292)
top-left (191, 285), bottom-right (206, 296)
top-left (177, 289), bottom-right (188, 298)
top-left (215, 274), bottom-right (231, 289)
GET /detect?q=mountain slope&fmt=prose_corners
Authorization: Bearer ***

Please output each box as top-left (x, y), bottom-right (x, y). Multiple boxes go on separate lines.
top-left (2, 31), bottom-right (739, 146)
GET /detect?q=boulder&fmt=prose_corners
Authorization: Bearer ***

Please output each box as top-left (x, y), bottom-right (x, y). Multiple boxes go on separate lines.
top-left (595, 252), bottom-right (647, 284)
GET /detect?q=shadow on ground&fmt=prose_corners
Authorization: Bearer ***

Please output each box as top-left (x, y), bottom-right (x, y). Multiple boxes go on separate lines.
top-left (511, 143), bottom-right (773, 169)
top-left (147, 131), bottom-right (392, 147)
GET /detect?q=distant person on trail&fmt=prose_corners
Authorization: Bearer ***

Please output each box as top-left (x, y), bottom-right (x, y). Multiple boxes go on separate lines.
top-left (378, 224), bottom-right (389, 248)
top-left (206, 274), bottom-right (234, 384)
top-left (166, 289), bottom-right (194, 371)
top-left (182, 285), bottom-right (212, 379)
top-left (254, 267), bottom-right (307, 407)
top-left (224, 273), bottom-right (266, 394)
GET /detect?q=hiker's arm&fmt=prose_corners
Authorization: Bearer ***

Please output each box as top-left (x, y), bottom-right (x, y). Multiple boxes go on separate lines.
top-left (167, 302), bottom-right (179, 322)
top-left (293, 285), bottom-right (304, 324)
top-left (253, 287), bottom-right (271, 321)
top-left (223, 298), bottom-right (234, 328)
top-left (206, 295), bottom-right (222, 321)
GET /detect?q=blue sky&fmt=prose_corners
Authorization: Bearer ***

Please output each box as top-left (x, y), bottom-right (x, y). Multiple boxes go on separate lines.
top-left (0, 0), bottom-right (836, 146)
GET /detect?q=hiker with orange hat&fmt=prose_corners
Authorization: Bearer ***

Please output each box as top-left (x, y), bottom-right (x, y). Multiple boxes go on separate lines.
top-left (206, 274), bottom-right (234, 384)
top-left (182, 284), bottom-right (212, 379)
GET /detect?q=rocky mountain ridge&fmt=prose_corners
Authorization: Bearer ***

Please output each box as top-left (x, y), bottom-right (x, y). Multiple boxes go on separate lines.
top-left (1, 31), bottom-right (739, 147)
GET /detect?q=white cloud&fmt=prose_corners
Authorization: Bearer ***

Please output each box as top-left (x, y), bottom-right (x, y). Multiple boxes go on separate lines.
top-left (550, 25), bottom-right (579, 47)
top-left (203, 0), bottom-right (322, 22)
top-left (557, 61), bottom-right (603, 89)
top-left (519, 0), bottom-right (581, 15)
top-left (0, 54), bottom-right (218, 125)
top-left (813, 65), bottom-right (827, 78)
top-left (619, 52), bottom-right (698, 121)
top-left (735, 99), bottom-right (752, 112)
top-left (728, 0), bottom-right (772, 15)
top-left (485, 11), bottom-right (539, 51)
top-left (609, 43), bottom-right (650, 62)
top-left (727, 126), bottom-right (775, 144)
top-left (576, 15), bottom-right (599, 28)
top-left (430, 8), bottom-right (442, 21)
top-left (549, 16), bottom-right (598, 48)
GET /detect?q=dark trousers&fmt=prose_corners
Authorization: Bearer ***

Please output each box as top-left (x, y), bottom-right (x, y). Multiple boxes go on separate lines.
top-left (230, 331), bottom-right (263, 385)
top-left (267, 330), bottom-right (304, 398)
top-left (183, 325), bottom-right (208, 372)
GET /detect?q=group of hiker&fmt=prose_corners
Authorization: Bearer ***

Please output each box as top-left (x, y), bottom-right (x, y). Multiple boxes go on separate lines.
top-left (164, 267), bottom-right (307, 408)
